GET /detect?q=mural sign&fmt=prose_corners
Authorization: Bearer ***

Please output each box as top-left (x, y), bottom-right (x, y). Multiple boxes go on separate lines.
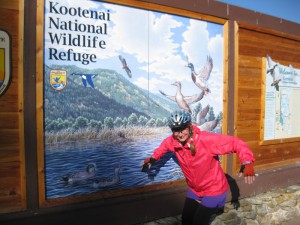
top-left (43, 0), bottom-right (224, 199)
top-left (264, 55), bottom-right (300, 140)
top-left (0, 29), bottom-right (11, 96)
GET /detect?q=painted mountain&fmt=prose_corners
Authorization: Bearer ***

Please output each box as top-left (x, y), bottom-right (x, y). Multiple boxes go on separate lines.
top-left (44, 65), bottom-right (175, 123)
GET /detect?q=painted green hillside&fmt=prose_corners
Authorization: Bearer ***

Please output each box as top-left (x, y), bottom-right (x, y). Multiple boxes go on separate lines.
top-left (44, 65), bottom-right (175, 123)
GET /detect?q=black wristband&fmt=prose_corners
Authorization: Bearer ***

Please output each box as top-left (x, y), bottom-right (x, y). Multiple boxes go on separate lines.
top-left (239, 165), bottom-right (245, 173)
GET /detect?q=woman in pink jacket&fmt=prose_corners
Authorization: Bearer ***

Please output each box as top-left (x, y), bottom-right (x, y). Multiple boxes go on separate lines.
top-left (142, 110), bottom-right (255, 225)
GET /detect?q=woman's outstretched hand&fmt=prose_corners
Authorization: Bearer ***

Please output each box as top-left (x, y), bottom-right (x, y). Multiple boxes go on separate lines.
top-left (239, 164), bottom-right (255, 184)
top-left (141, 157), bottom-right (156, 172)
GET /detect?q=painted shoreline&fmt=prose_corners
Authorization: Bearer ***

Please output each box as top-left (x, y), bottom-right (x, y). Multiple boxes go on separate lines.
top-left (45, 126), bottom-right (170, 146)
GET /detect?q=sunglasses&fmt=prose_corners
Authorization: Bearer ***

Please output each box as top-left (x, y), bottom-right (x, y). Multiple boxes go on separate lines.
top-left (171, 126), bottom-right (189, 135)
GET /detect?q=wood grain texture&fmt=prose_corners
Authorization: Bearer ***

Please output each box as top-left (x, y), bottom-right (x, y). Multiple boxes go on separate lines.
top-left (0, 0), bottom-right (25, 213)
top-left (234, 23), bottom-right (300, 173)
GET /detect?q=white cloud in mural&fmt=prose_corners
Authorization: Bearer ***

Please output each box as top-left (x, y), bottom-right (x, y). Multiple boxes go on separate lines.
top-left (103, 4), bottom-right (149, 59)
top-left (208, 34), bottom-right (223, 68)
top-left (107, 5), bottom-right (183, 60)
top-left (139, 54), bottom-right (188, 82)
top-left (147, 14), bottom-right (182, 62)
top-left (107, 4), bottom-right (186, 78)
top-left (182, 20), bottom-right (210, 67)
top-left (133, 77), bottom-right (166, 92)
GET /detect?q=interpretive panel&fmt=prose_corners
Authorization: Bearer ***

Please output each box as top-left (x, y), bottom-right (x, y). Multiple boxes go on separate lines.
top-left (264, 55), bottom-right (300, 140)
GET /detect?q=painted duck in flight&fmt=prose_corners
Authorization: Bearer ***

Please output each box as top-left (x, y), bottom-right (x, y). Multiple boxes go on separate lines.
top-left (71, 73), bottom-right (97, 88)
top-left (186, 55), bottom-right (213, 95)
top-left (195, 104), bottom-right (210, 125)
top-left (119, 55), bottom-right (132, 78)
top-left (199, 118), bottom-right (219, 132)
top-left (266, 55), bottom-right (280, 91)
top-left (159, 81), bottom-right (204, 114)
top-left (62, 163), bottom-right (97, 183)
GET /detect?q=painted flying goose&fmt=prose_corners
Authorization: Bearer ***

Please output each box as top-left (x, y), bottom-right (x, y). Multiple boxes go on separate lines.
top-left (71, 73), bottom-right (97, 88)
top-left (186, 56), bottom-right (213, 95)
top-left (266, 55), bottom-right (280, 91)
top-left (195, 104), bottom-right (210, 125)
top-left (199, 118), bottom-right (219, 132)
top-left (159, 81), bottom-right (204, 114)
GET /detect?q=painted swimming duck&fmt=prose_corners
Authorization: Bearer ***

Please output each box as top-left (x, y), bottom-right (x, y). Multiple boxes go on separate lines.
top-left (62, 163), bottom-right (97, 183)
top-left (118, 55), bottom-right (132, 78)
top-left (195, 104), bottom-right (210, 125)
top-left (186, 56), bottom-right (213, 95)
top-left (266, 55), bottom-right (280, 91)
top-left (159, 81), bottom-right (204, 114)
top-left (93, 165), bottom-right (121, 188)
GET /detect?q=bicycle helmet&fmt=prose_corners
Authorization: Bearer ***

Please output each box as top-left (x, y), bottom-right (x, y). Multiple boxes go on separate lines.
top-left (168, 110), bottom-right (191, 129)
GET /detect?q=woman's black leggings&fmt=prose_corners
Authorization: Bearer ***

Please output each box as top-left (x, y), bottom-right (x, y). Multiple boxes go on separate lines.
top-left (181, 197), bottom-right (218, 225)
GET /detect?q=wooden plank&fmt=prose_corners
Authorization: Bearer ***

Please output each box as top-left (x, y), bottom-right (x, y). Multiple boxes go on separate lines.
top-left (238, 55), bottom-right (262, 67)
top-left (0, 177), bottom-right (20, 197)
top-left (0, 195), bottom-right (23, 213)
top-left (237, 21), bottom-right (300, 42)
top-left (18, 0), bottom-right (26, 210)
top-left (0, 94), bottom-right (19, 112)
top-left (239, 68), bottom-right (262, 80)
top-left (253, 158), bottom-right (300, 171)
top-left (0, 162), bottom-right (21, 200)
top-left (233, 21), bottom-right (239, 136)
top-left (238, 32), bottom-right (300, 54)
top-left (232, 21), bottom-right (240, 174)
top-left (0, 146), bottom-right (20, 163)
top-left (0, 0), bottom-right (20, 10)
top-left (236, 108), bottom-right (261, 119)
top-left (237, 99), bottom-right (261, 110)
top-left (260, 57), bottom-right (267, 145)
top-left (36, 0), bottom-right (46, 207)
top-left (0, 113), bottom-right (19, 129)
top-left (221, 21), bottom-right (229, 171)
top-left (254, 156), bottom-right (300, 167)
top-left (235, 120), bottom-right (260, 131)
top-left (235, 130), bottom-right (260, 142)
top-left (0, 129), bottom-right (19, 145)
top-left (260, 137), bottom-right (300, 145)
top-left (240, 44), bottom-right (300, 60)
top-left (239, 37), bottom-right (300, 54)
top-left (238, 28), bottom-right (300, 51)
top-left (250, 143), bottom-right (300, 163)
top-left (237, 88), bottom-right (262, 99)
top-left (239, 43), bottom-right (300, 62)
top-left (238, 76), bottom-right (262, 88)
top-left (0, 0), bottom-right (24, 213)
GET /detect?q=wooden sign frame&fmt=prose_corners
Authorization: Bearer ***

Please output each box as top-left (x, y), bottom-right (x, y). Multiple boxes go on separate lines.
top-left (36, 0), bottom-right (229, 207)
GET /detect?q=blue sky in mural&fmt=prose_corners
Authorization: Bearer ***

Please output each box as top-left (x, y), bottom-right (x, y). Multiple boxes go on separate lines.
top-left (44, 0), bottom-right (224, 114)
top-left (216, 0), bottom-right (300, 24)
